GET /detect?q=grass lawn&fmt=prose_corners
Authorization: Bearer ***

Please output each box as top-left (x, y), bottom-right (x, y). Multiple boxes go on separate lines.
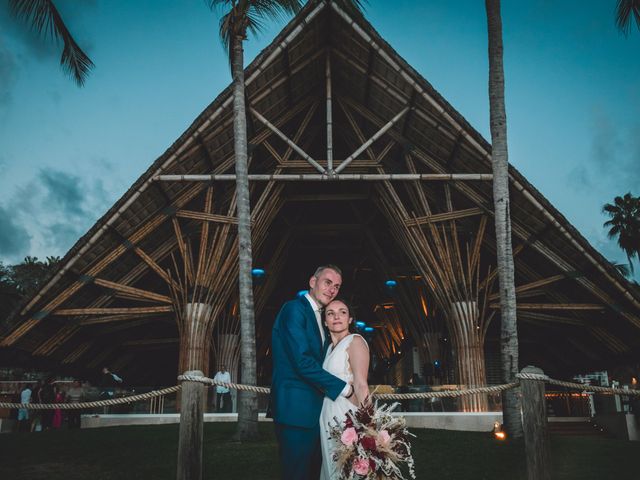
top-left (0, 423), bottom-right (638, 479)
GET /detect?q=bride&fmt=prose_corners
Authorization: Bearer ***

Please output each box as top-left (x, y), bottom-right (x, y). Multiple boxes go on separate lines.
top-left (319, 299), bottom-right (370, 480)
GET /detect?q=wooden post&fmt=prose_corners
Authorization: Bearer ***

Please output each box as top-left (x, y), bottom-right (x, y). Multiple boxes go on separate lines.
top-left (520, 366), bottom-right (551, 480)
top-left (177, 370), bottom-right (206, 480)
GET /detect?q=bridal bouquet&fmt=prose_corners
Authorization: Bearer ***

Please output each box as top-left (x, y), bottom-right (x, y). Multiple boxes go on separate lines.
top-left (328, 402), bottom-right (416, 479)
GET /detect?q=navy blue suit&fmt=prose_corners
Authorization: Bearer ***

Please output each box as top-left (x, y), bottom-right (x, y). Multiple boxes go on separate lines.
top-left (271, 296), bottom-right (346, 479)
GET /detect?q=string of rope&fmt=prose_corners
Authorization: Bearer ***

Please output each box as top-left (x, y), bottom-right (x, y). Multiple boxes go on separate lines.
top-left (373, 382), bottom-right (519, 400)
top-left (0, 385), bottom-right (181, 410)
top-left (177, 374), bottom-right (271, 394)
top-left (4, 372), bottom-right (640, 410)
top-left (516, 372), bottom-right (640, 396)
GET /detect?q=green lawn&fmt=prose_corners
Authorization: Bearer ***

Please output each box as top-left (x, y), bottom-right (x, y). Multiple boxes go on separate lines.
top-left (0, 423), bottom-right (637, 479)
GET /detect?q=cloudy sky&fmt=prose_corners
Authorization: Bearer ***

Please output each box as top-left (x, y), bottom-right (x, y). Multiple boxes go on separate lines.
top-left (0, 0), bottom-right (638, 278)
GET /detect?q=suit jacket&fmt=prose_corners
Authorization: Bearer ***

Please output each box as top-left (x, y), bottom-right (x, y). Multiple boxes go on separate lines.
top-left (270, 296), bottom-right (346, 428)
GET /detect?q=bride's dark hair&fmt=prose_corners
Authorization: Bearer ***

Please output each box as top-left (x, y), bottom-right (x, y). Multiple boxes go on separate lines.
top-left (325, 298), bottom-right (357, 333)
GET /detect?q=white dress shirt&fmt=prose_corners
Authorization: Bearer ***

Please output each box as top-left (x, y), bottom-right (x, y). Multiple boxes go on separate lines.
top-left (213, 370), bottom-right (231, 393)
top-left (304, 293), bottom-right (325, 344)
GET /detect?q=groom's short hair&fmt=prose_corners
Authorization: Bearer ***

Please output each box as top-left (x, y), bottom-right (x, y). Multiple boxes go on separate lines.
top-left (313, 264), bottom-right (342, 278)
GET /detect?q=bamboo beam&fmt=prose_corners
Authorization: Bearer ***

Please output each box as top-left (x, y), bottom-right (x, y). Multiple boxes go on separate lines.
top-left (79, 313), bottom-right (160, 326)
top-left (122, 338), bottom-right (179, 346)
top-left (326, 52), bottom-right (334, 171)
top-left (53, 306), bottom-right (173, 315)
top-left (286, 193), bottom-right (370, 202)
top-left (489, 303), bottom-right (605, 311)
top-left (405, 207), bottom-right (483, 226)
top-left (334, 106), bottom-right (410, 174)
top-left (176, 210), bottom-right (238, 225)
top-left (154, 173), bottom-right (493, 182)
top-left (32, 324), bottom-right (79, 356)
top-left (517, 311), bottom-right (585, 326)
top-left (249, 107), bottom-right (326, 174)
top-left (488, 274), bottom-right (565, 301)
top-left (92, 278), bottom-right (172, 304)
top-left (62, 342), bottom-right (92, 364)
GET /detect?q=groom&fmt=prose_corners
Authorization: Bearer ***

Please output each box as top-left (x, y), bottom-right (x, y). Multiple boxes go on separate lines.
top-left (271, 265), bottom-right (354, 480)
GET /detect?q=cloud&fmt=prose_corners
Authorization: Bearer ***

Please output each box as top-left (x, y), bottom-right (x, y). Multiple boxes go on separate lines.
top-left (0, 164), bottom-right (114, 265)
top-left (587, 110), bottom-right (640, 192)
top-left (0, 205), bottom-right (31, 259)
top-left (39, 168), bottom-right (88, 218)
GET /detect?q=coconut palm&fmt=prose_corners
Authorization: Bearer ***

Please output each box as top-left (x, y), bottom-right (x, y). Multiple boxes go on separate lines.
top-left (485, 0), bottom-right (522, 438)
top-left (9, 0), bottom-right (94, 86)
top-left (207, 0), bottom-right (367, 441)
top-left (207, 0), bottom-right (303, 441)
top-left (603, 193), bottom-right (640, 274)
top-left (616, 0), bottom-right (640, 36)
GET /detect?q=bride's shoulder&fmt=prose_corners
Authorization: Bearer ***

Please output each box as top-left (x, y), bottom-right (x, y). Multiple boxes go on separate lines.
top-left (347, 333), bottom-right (369, 350)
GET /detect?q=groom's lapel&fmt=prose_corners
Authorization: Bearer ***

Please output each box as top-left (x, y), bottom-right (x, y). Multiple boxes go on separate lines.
top-left (322, 334), bottom-right (331, 353)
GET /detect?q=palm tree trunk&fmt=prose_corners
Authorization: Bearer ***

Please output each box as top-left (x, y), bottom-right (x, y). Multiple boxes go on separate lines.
top-left (231, 33), bottom-right (259, 440)
top-left (485, 0), bottom-right (523, 438)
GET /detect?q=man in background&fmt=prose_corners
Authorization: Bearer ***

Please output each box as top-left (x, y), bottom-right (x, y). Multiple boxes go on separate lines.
top-left (213, 365), bottom-right (232, 412)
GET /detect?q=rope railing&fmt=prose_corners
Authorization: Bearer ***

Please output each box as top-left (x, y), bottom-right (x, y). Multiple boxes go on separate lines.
top-left (0, 385), bottom-right (181, 410)
top-left (3, 372), bottom-right (639, 410)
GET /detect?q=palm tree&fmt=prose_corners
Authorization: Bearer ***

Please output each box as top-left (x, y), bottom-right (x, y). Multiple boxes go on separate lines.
top-left (9, 0), bottom-right (94, 86)
top-left (603, 193), bottom-right (640, 274)
top-left (616, 0), bottom-right (640, 36)
top-left (485, 0), bottom-right (523, 438)
top-left (207, 0), bottom-right (303, 441)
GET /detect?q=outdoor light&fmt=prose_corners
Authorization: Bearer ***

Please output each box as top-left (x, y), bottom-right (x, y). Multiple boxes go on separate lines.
top-left (356, 321), bottom-right (366, 328)
top-left (297, 289), bottom-right (309, 298)
top-left (364, 327), bottom-right (375, 333)
top-left (252, 268), bottom-right (266, 285)
top-left (385, 280), bottom-right (397, 288)
top-left (492, 422), bottom-right (506, 441)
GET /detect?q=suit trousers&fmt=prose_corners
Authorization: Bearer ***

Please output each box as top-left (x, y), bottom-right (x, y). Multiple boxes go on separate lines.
top-left (274, 422), bottom-right (321, 480)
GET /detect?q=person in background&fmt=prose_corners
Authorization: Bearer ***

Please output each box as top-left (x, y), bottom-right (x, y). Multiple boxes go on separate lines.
top-left (17, 383), bottom-right (32, 432)
top-left (40, 377), bottom-right (55, 430)
top-left (66, 380), bottom-right (84, 429)
top-left (51, 385), bottom-right (64, 429)
top-left (100, 367), bottom-right (123, 414)
top-left (213, 365), bottom-right (232, 412)
top-left (30, 380), bottom-right (43, 432)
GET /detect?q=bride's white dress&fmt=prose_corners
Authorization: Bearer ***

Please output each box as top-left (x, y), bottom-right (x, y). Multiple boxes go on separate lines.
top-left (319, 333), bottom-right (368, 480)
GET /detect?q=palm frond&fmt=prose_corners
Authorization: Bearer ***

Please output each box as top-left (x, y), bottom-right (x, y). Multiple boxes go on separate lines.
top-left (610, 260), bottom-right (632, 278)
top-left (9, 0), bottom-right (94, 86)
top-left (616, 0), bottom-right (640, 36)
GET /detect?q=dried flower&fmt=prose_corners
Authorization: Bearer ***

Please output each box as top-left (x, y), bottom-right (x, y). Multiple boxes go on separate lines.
top-left (341, 427), bottom-right (358, 446)
top-left (353, 457), bottom-right (370, 476)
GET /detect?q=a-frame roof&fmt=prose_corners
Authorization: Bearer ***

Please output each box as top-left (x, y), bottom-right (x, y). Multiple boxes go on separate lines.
top-left (2, 0), bottom-right (639, 384)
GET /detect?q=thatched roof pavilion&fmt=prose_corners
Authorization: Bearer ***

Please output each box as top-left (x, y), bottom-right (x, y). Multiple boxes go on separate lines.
top-left (2, 1), bottom-right (639, 389)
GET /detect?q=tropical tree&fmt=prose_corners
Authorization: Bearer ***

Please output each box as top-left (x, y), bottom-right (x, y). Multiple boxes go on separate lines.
top-left (616, 0), bottom-right (640, 36)
top-left (9, 0), bottom-right (94, 86)
top-left (207, 0), bottom-right (366, 441)
top-left (0, 256), bottom-right (61, 329)
top-left (207, 0), bottom-right (303, 441)
top-left (603, 193), bottom-right (640, 274)
top-left (485, 0), bottom-right (523, 438)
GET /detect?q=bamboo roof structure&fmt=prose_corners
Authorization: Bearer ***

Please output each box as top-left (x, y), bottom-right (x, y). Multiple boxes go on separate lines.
top-left (2, 0), bottom-right (639, 385)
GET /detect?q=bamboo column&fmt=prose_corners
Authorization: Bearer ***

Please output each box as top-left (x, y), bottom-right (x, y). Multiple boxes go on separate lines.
top-left (374, 170), bottom-right (496, 411)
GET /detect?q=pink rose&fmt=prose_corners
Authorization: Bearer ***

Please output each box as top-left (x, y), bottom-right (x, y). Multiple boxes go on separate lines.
top-left (353, 457), bottom-right (370, 476)
top-left (341, 427), bottom-right (358, 446)
top-left (377, 429), bottom-right (391, 447)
